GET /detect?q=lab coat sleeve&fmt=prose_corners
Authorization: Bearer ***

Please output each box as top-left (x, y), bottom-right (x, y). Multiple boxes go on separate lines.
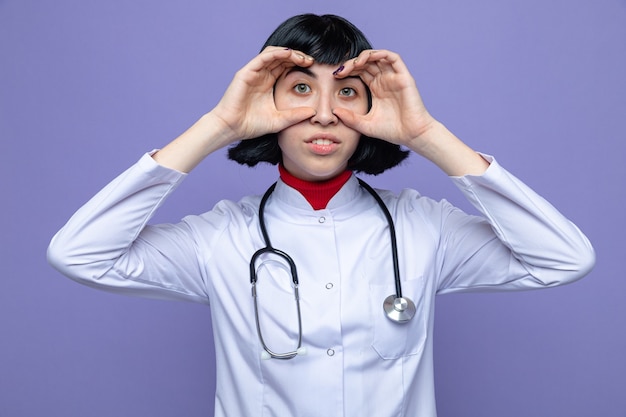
top-left (47, 153), bottom-right (212, 303)
top-left (436, 155), bottom-right (595, 293)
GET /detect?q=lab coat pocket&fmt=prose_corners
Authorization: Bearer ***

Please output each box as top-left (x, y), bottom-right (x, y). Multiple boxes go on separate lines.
top-left (369, 276), bottom-right (427, 359)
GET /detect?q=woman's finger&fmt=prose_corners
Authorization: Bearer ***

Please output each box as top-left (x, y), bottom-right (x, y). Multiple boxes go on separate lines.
top-left (276, 106), bottom-right (317, 130)
top-left (338, 49), bottom-right (406, 79)
top-left (252, 46), bottom-right (314, 73)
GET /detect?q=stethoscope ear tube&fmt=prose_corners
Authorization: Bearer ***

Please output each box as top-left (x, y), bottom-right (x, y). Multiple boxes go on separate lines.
top-left (249, 246), bottom-right (299, 285)
top-left (250, 184), bottom-right (303, 359)
top-left (251, 277), bottom-right (303, 360)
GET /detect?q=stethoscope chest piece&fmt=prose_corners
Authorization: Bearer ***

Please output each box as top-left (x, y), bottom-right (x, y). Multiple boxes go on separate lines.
top-left (383, 295), bottom-right (416, 323)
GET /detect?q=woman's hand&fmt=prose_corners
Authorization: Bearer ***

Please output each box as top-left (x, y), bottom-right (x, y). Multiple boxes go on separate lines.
top-left (332, 50), bottom-right (436, 149)
top-left (333, 49), bottom-right (488, 176)
top-left (211, 47), bottom-right (317, 142)
top-left (153, 47), bottom-right (316, 172)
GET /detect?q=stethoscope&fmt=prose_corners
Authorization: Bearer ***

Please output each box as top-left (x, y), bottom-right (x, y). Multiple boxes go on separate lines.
top-left (250, 178), bottom-right (416, 360)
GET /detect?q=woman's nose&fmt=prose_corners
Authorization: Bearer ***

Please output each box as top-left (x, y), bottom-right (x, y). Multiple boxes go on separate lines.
top-left (310, 95), bottom-right (338, 126)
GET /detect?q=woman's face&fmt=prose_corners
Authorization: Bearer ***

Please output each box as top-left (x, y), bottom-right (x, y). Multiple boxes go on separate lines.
top-left (274, 63), bottom-right (369, 181)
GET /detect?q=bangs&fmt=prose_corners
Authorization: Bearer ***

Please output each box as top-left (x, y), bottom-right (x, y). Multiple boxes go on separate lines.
top-left (261, 14), bottom-right (372, 64)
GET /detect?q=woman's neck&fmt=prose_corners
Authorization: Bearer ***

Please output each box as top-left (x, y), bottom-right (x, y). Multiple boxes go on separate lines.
top-left (278, 165), bottom-right (352, 210)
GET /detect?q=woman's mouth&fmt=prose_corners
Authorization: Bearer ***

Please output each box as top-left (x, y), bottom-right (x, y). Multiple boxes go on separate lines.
top-left (308, 136), bottom-right (338, 155)
top-left (311, 138), bottom-right (334, 146)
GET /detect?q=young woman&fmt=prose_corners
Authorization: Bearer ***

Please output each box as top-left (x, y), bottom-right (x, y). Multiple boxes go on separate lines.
top-left (48, 13), bottom-right (595, 417)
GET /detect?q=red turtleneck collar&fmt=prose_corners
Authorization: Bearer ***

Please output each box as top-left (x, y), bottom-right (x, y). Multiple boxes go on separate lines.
top-left (278, 165), bottom-right (352, 210)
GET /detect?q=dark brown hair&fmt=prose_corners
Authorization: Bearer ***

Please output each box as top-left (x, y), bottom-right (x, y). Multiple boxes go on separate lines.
top-left (227, 14), bottom-right (409, 175)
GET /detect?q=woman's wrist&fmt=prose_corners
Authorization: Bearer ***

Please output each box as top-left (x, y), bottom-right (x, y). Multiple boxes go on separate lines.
top-left (406, 120), bottom-right (489, 177)
top-left (152, 112), bottom-right (239, 173)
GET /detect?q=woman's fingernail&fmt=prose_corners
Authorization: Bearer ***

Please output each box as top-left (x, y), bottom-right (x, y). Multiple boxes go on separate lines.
top-left (332, 65), bottom-right (345, 76)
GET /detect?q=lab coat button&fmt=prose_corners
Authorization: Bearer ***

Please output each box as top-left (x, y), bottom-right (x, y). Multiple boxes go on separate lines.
top-left (318, 216), bottom-right (326, 223)
top-left (327, 348), bottom-right (335, 356)
top-left (325, 283), bottom-right (333, 290)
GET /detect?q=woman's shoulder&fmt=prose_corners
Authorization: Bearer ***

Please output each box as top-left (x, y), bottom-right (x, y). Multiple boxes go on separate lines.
top-left (379, 187), bottom-right (461, 223)
top-left (180, 194), bottom-right (262, 231)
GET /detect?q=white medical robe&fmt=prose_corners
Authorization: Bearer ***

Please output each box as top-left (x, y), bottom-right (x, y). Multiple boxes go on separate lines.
top-left (48, 153), bottom-right (595, 416)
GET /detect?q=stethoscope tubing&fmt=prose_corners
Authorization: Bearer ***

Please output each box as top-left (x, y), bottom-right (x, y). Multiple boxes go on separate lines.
top-left (356, 178), bottom-right (404, 299)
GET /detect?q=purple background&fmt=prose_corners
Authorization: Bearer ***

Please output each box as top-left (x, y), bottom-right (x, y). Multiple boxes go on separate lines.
top-left (1, 0), bottom-right (624, 416)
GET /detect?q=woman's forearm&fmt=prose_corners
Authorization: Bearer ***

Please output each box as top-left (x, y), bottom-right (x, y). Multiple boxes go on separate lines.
top-left (152, 111), bottom-right (238, 173)
top-left (405, 120), bottom-right (490, 177)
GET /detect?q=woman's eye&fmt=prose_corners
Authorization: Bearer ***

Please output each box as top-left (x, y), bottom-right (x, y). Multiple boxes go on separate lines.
top-left (339, 87), bottom-right (356, 97)
top-left (294, 84), bottom-right (311, 94)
